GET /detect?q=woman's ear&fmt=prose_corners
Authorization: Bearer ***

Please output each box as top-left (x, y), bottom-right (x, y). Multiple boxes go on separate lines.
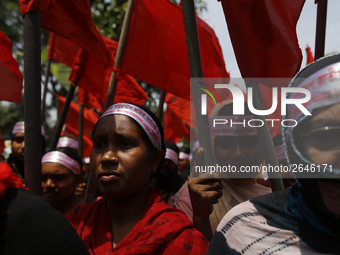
top-left (150, 149), bottom-right (164, 173)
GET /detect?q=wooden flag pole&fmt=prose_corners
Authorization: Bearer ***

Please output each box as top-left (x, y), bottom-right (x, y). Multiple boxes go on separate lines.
top-left (104, 0), bottom-right (135, 111)
top-left (86, 0), bottom-right (135, 204)
top-left (157, 90), bottom-right (166, 121)
top-left (181, 0), bottom-right (215, 169)
top-left (50, 83), bottom-right (77, 150)
top-left (41, 58), bottom-right (51, 123)
top-left (245, 82), bottom-right (284, 192)
top-left (78, 104), bottom-right (84, 159)
top-left (314, 0), bottom-right (328, 60)
top-left (23, 10), bottom-right (42, 194)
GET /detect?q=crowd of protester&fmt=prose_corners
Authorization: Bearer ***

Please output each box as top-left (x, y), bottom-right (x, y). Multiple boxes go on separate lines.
top-left (1, 54), bottom-right (340, 254)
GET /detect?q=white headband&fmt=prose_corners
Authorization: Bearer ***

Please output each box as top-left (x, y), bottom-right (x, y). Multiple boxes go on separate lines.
top-left (289, 62), bottom-right (340, 121)
top-left (42, 151), bottom-right (81, 175)
top-left (209, 115), bottom-right (258, 136)
top-left (57, 137), bottom-right (78, 150)
top-left (179, 152), bottom-right (190, 160)
top-left (100, 103), bottom-right (162, 149)
top-left (12, 121), bottom-right (46, 136)
top-left (165, 148), bottom-right (178, 165)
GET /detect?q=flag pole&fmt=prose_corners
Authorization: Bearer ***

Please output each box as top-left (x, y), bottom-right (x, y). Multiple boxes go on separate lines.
top-left (104, 0), bottom-right (135, 111)
top-left (245, 82), bottom-right (284, 192)
top-left (78, 104), bottom-right (84, 159)
top-left (314, 0), bottom-right (328, 60)
top-left (23, 10), bottom-right (42, 194)
top-left (41, 58), bottom-right (51, 123)
top-left (181, 0), bottom-right (215, 169)
top-left (157, 90), bottom-right (166, 121)
top-left (86, 0), bottom-right (135, 204)
top-left (50, 83), bottom-right (77, 150)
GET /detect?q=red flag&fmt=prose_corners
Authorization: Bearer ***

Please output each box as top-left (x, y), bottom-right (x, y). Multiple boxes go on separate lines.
top-left (60, 124), bottom-right (93, 158)
top-left (77, 87), bottom-right (103, 112)
top-left (20, 0), bottom-right (113, 67)
top-left (48, 32), bottom-right (79, 67)
top-left (56, 94), bottom-right (98, 140)
top-left (121, 0), bottom-right (229, 100)
top-left (220, 0), bottom-right (305, 83)
top-left (0, 135), bottom-right (5, 156)
top-left (0, 31), bottom-right (23, 103)
top-left (165, 93), bottom-right (191, 127)
top-left (69, 48), bottom-right (148, 112)
top-left (306, 44), bottom-right (314, 65)
top-left (164, 107), bottom-right (189, 144)
top-left (164, 93), bottom-right (192, 144)
top-left (47, 33), bottom-right (147, 111)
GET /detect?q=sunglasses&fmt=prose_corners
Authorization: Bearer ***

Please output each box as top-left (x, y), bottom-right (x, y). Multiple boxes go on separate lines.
top-left (302, 126), bottom-right (340, 152)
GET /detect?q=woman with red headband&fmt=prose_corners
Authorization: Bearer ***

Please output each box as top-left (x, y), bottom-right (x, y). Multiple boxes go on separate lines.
top-left (65, 103), bottom-right (209, 254)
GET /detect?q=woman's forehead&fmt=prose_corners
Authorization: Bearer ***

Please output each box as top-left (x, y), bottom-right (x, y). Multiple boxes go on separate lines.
top-left (94, 114), bottom-right (139, 135)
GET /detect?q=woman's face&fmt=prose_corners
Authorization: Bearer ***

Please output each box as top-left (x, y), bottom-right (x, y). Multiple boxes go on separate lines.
top-left (301, 103), bottom-right (340, 169)
top-left (42, 162), bottom-right (79, 205)
top-left (214, 135), bottom-right (263, 178)
top-left (90, 115), bottom-right (162, 200)
top-left (12, 133), bottom-right (25, 162)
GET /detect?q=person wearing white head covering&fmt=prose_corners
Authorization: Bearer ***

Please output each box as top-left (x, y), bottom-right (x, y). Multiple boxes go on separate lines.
top-left (41, 147), bottom-right (84, 214)
top-left (168, 100), bottom-right (272, 241)
top-left (7, 121), bottom-right (46, 182)
top-left (208, 54), bottom-right (340, 254)
top-left (150, 141), bottom-right (184, 203)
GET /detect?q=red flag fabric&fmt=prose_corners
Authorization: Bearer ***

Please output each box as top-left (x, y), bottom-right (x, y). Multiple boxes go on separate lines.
top-left (20, 0), bottom-right (113, 67)
top-left (220, 0), bottom-right (305, 83)
top-left (77, 87), bottom-right (103, 112)
top-left (69, 48), bottom-right (148, 112)
top-left (47, 33), bottom-right (147, 112)
top-left (164, 93), bottom-right (202, 144)
top-left (164, 93), bottom-right (191, 144)
top-left (0, 31), bottom-right (23, 103)
top-left (48, 32), bottom-right (79, 67)
top-left (122, 0), bottom-right (229, 100)
top-left (164, 108), bottom-right (189, 144)
top-left (0, 135), bottom-right (5, 156)
top-left (165, 93), bottom-right (191, 127)
top-left (0, 163), bottom-right (26, 199)
top-left (306, 44), bottom-right (314, 65)
top-left (57, 94), bottom-right (98, 140)
top-left (60, 124), bottom-right (93, 158)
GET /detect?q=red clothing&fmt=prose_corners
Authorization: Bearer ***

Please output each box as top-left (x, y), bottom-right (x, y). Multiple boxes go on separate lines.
top-left (65, 189), bottom-right (208, 254)
top-left (0, 163), bottom-right (26, 199)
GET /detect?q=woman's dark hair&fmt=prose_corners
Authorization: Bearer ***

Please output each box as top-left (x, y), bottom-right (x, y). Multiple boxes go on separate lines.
top-left (165, 141), bottom-right (179, 155)
top-left (47, 147), bottom-right (83, 175)
top-left (92, 103), bottom-right (166, 178)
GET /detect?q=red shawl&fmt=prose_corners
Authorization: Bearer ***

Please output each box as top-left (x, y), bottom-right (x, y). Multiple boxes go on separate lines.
top-left (65, 188), bottom-right (208, 254)
top-left (0, 163), bottom-right (26, 198)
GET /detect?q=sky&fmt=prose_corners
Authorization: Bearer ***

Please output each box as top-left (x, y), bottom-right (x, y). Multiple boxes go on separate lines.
top-left (199, 0), bottom-right (340, 78)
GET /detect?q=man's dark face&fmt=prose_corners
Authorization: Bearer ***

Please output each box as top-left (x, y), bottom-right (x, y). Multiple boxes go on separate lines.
top-left (12, 133), bottom-right (25, 162)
